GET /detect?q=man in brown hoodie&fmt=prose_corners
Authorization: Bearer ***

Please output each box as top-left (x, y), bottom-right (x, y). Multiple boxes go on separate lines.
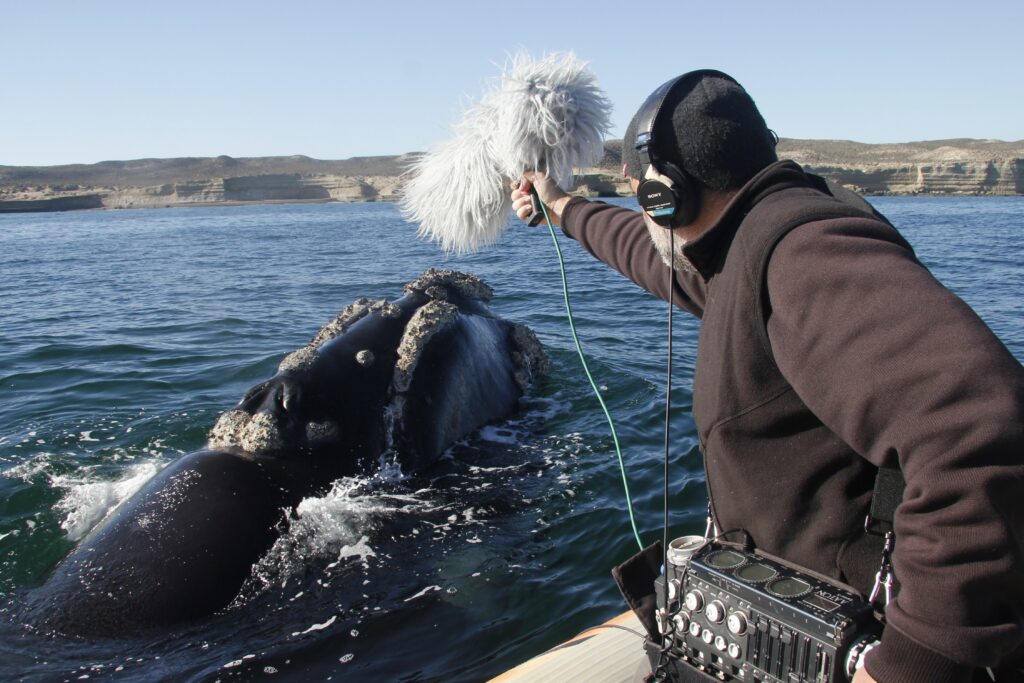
top-left (511, 70), bottom-right (1024, 682)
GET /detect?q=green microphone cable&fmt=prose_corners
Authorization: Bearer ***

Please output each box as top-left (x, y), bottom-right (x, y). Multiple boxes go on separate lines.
top-left (537, 199), bottom-right (645, 552)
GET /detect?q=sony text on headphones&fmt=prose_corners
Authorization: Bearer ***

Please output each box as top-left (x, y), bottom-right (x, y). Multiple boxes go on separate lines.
top-left (634, 69), bottom-right (739, 228)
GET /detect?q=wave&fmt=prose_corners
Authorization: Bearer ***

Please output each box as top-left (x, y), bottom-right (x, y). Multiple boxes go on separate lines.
top-left (50, 460), bottom-right (165, 541)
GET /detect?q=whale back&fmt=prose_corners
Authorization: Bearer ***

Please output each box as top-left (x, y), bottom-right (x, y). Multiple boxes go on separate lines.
top-left (27, 448), bottom-right (299, 634)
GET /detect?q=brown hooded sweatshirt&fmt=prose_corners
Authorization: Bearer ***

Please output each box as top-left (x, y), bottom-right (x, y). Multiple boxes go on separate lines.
top-left (558, 160), bottom-right (1024, 682)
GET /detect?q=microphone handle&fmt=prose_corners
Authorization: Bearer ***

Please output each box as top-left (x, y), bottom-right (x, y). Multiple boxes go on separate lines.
top-left (526, 185), bottom-right (545, 227)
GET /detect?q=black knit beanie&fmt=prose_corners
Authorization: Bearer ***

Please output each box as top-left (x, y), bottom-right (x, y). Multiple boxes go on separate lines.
top-left (623, 72), bottom-right (777, 191)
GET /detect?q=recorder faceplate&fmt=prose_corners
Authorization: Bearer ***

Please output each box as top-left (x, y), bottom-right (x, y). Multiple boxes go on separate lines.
top-left (651, 542), bottom-right (879, 682)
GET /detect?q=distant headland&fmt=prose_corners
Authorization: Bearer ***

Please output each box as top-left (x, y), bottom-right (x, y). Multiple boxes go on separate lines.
top-left (1, 138), bottom-right (1021, 213)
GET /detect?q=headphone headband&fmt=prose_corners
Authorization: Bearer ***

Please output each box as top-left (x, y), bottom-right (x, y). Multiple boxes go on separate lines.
top-left (634, 69), bottom-right (738, 171)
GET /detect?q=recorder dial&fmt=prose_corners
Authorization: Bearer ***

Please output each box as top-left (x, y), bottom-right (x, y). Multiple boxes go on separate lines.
top-left (727, 612), bottom-right (748, 636)
top-left (684, 589), bottom-right (704, 612)
top-left (705, 600), bottom-right (725, 623)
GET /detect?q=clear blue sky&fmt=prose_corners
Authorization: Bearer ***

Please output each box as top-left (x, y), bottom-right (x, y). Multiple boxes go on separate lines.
top-left (2, 0), bottom-right (1021, 166)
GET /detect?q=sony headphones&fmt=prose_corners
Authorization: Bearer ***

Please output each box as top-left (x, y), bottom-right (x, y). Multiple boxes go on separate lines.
top-left (634, 69), bottom-right (740, 228)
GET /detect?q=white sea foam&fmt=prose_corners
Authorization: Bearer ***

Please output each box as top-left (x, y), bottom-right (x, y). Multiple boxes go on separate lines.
top-left (3, 453), bottom-right (54, 482)
top-left (244, 477), bottom-right (434, 594)
top-left (522, 394), bottom-right (572, 421)
top-left (291, 615), bottom-right (337, 637)
top-left (476, 425), bottom-right (521, 445)
top-left (51, 461), bottom-right (163, 541)
top-left (403, 585), bottom-right (441, 602)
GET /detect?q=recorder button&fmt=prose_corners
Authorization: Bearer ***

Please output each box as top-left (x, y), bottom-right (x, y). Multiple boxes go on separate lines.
top-left (689, 621), bottom-right (703, 637)
top-left (727, 642), bottom-right (741, 659)
top-left (714, 635), bottom-right (728, 652)
top-left (701, 628), bottom-right (714, 645)
top-left (727, 612), bottom-right (748, 636)
top-left (684, 590), bottom-right (705, 612)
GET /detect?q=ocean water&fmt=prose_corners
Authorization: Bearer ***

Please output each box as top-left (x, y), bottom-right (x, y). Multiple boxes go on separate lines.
top-left (0, 197), bottom-right (1020, 682)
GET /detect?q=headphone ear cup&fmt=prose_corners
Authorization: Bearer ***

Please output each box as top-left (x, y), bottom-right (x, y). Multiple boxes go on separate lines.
top-left (636, 177), bottom-right (679, 227)
top-left (636, 163), bottom-right (699, 228)
top-left (662, 162), bottom-right (699, 227)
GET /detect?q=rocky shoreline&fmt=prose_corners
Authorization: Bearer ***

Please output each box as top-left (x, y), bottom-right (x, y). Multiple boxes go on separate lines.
top-left (1, 139), bottom-right (1021, 213)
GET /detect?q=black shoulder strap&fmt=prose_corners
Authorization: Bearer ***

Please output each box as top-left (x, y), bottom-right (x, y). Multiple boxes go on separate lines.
top-left (867, 466), bottom-right (906, 533)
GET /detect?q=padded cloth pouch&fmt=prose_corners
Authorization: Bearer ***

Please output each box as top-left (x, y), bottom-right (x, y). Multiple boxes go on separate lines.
top-left (611, 541), bottom-right (663, 642)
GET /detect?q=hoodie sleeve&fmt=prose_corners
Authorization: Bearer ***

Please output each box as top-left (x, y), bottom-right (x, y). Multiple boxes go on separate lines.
top-left (765, 215), bottom-right (1024, 682)
top-left (560, 197), bottom-right (707, 316)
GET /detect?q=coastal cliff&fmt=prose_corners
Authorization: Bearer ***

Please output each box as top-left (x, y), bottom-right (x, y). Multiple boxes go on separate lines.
top-left (1, 139), bottom-right (1021, 213)
top-left (0, 155), bottom-right (409, 212)
top-left (775, 139), bottom-right (1023, 195)
top-left (98, 174), bottom-right (400, 209)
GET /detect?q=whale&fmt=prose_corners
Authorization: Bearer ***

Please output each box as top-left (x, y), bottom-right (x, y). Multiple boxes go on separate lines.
top-left (28, 269), bottom-right (548, 635)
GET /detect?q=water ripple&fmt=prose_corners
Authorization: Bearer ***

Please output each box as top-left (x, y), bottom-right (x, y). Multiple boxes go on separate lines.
top-left (0, 197), bottom-right (1020, 681)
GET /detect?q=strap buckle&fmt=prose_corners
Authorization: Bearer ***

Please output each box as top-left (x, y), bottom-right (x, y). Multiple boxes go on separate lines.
top-left (868, 530), bottom-right (895, 608)
top-left (863, 512), bottom-right (892, 537)
top-left (704, 502), bottom-right (717, 541)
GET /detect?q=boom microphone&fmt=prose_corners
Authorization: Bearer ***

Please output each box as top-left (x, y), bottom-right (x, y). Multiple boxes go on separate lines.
top-left (400, 51), bottom-right (613, 253)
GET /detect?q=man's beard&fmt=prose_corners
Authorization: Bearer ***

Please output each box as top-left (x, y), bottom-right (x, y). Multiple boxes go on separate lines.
top-left (644, 215), bottom-right (698, 274)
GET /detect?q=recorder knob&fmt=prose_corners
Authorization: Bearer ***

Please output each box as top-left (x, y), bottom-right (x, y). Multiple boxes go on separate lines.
top-left (705, 600), bottom-right (725, 623)
top-left (714, 635), bottom-right (728, 652)
top-left (689, 621), bottom-right (702, 638)
top-left (684, 590), bottom-right (704, 612)
top-left (727, 612), bottom-right (748, 636)
top-left (668, 579), bottom-right (681, 602)
top-left (701, 628), bottom-right (715, 645)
